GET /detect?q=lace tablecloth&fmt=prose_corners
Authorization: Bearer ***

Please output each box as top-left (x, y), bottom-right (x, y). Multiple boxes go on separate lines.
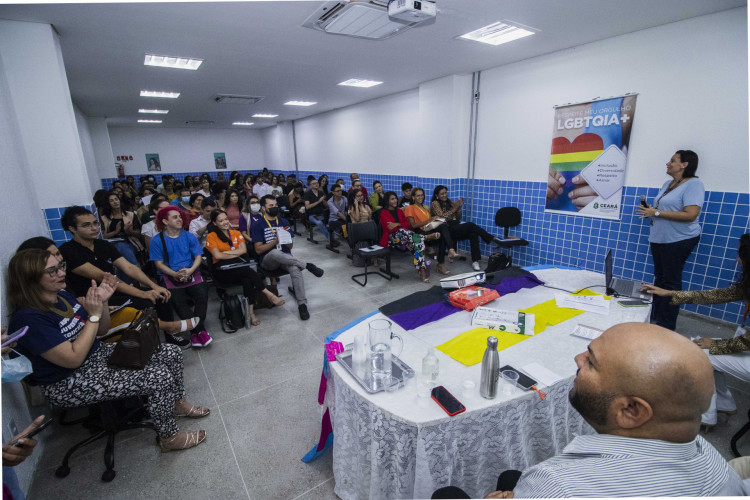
top-left (328, 269), bottom-right (650, 499)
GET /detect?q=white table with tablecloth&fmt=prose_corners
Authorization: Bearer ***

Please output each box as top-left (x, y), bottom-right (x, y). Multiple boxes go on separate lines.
top-left (326, 268), bottom-right (651, 499)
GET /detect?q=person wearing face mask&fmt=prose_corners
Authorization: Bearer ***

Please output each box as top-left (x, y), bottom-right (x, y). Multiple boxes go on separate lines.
top-left (239, 195), bottom-right (263, 244)
top-left (251, 195), bottom-right (324, 321)
top-left (170, 187), bottom-right (193, 210)
top-left (189, 198), bottom-right (218, 248)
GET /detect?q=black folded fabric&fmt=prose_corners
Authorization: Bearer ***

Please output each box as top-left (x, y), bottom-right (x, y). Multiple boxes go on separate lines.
top-left (485, 266), bottom-right (530, 285)
top-left (379, 286), bottom-right (449, 317)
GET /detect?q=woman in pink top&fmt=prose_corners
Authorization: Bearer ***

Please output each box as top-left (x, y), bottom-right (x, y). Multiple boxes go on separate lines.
top-left (222, 189), bottom-right (242, 229)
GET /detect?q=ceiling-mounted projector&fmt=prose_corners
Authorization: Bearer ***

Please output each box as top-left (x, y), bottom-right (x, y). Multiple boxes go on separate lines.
top-left (388, 0), bottom-right (436, 23)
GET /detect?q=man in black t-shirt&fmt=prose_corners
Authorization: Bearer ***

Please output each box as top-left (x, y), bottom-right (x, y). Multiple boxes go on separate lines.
top-left (303, 179), bottom-right (330, 240)
top-left (59, 206), bottom-right (173, 319)
top-left (283, 174), bottom-right (298, 195)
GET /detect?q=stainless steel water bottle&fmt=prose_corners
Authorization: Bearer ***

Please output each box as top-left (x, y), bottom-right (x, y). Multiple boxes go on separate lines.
top-left (480, 336), bottom-right (500, 399)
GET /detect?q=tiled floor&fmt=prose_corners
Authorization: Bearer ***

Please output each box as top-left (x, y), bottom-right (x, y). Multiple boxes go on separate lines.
top-left (25, 239), bottom-right (750, 499)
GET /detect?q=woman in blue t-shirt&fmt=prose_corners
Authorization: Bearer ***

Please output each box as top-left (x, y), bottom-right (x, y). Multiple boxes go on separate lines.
top-left (637, 150), bottom-right (705, 330)
top-left (7, 249), bottom-right (210, 452)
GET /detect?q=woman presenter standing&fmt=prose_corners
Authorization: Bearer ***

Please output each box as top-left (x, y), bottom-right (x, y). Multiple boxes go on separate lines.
top-left (637, 150), bottom-right (704, 330)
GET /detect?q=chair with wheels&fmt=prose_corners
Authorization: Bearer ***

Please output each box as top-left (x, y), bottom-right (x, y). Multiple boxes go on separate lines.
top-left (493, 207), bottom-right (529, 267)
top-left (347, 221), bottom-right (399, 287)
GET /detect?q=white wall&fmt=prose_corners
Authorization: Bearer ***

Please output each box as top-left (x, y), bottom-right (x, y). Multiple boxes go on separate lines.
top-left (88, 116), bottom-right (115, 182)
top-left (0, 20), bottom-right (93, 206)
top-left (418, 74), bottom-right (473, 178)
top-left (73, 104), bottom-right (102, 195)
top-left (294, 89), bottom-right (420, 175)
top-left (107, 127), bottom-right (265, 177)
top-left (261, 121), bottom-right (297, 173)
top-left (474, 7), bottom-right (749, 193)
top-left (0, 44), bottom-right (49, 496)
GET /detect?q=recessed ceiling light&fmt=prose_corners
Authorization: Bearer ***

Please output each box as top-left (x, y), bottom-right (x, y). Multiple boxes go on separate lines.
top-left (140, 90), bottom-right (180, 99)
top-left (284, 101), bottom-right (317, 107)
top-left (458, 21), bottom-right (535, 46)
top-left (138, 119), bottom-right (162, 124)
top-left (252, 114), bottom-right (279, 118)
top-left (139, 109), bottom-right (169, 114)
top-left (233, 122), bottom-right (254, 126)
top-left (338, 79), bottom-right (383, 88)
top-left (144, 54), bottom-right (203, 70)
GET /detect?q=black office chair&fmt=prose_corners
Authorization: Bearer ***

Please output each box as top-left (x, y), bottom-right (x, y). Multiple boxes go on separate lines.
top-left (493, 207), bottom-right (529, 267)
top-left (347, 221), bottom-right (399, 286)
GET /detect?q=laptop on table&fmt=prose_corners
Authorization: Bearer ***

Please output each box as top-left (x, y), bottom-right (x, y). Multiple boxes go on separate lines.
top-left (605, 249), bottom-right (652, 303)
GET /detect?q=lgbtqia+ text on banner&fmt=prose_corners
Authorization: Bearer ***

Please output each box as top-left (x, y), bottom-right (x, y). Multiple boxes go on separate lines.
top-left (545, 95), bottom-right (638, 220)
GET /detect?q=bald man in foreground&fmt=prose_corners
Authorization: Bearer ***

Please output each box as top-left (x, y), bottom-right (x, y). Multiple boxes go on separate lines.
top-left (434, 323), bottom-right (746, 498)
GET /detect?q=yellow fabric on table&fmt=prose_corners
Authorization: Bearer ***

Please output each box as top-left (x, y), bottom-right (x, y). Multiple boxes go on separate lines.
top-left (436, 327), bottom-right (529, 366)
top-left (520, 289), bottom-right (610, 335)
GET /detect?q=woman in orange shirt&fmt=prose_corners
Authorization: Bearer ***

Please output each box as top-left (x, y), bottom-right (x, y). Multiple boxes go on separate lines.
top-left (404, 187), bottom-right (454, 275)
top-left (205, 210), bottom-right (284, 326)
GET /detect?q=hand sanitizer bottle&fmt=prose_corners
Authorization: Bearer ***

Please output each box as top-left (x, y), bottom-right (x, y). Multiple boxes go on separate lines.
top-left (422, 348), bottom-right (439, 382)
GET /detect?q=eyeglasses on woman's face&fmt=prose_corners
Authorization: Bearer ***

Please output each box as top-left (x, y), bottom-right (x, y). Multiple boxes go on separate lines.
top-left (44, 261), bottom-right (67, 277)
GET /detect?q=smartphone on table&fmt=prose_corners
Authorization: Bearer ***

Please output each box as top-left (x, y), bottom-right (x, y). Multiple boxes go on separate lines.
top-left (498, 365), bottom-right (538, 390)
top-left (431, 386), bottom-right (466, 416)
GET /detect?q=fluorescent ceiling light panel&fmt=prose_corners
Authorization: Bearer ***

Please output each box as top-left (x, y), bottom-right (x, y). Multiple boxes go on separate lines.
top-left (139, 109), bottom-right (169, 114)
top-left (458, 21), bottom-right (535, 46)
top-left (338, 78), bottom-right (383, 88)
top-left (252, 114), bottom-right (279, 118)
top-left (284, 101), bottom-right (317, 106)
top-left (144, 54), bottom-right (203, 70)
top-left (138, 119), bottom-right (162, 124)
top-left (233, 122), bottom-right (255, 126)
top-left (140, 90), bottom-right (180, 98)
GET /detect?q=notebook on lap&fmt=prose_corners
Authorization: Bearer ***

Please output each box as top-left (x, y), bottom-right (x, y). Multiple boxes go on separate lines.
top-left (605, 249), bottom-right (652, 303)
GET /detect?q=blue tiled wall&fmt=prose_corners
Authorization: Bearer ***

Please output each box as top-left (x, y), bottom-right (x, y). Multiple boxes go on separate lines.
top-left (103, 171), bottom-right (749, 324)
top-left (43, 204), bottom-right (96, 247)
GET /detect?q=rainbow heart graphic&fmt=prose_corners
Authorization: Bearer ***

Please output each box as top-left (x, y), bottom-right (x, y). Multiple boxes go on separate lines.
top-left (546, 133), bottom-right (603, 211)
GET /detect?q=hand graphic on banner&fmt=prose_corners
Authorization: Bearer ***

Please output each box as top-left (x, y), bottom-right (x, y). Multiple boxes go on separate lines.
top-left (568, 175), bottom-right (598, 210)
top-left (546, 166), bottom-right (565, 202)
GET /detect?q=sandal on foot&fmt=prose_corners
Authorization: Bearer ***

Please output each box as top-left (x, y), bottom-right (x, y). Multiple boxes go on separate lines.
top-left (437, 265), bottom-right (451, 276)
top-left (159, 430), bottom-right (206, 452)
top-left (419, 268), bottom-right (430, 283)
top-left (270, 296), bottom-right (286, 307)
top-left (175, 402), bottom-right (211, 418)
top-left (425, 233), bottom-right (441, 241)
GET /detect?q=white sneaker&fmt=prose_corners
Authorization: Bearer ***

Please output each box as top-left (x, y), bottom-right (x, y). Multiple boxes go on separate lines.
top-left (472, 261), bottom-right (481, 271)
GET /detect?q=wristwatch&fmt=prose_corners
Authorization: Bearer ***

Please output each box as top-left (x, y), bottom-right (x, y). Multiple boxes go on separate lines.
top-left (654, 211), bottom-right (661, 218)
top-left (89, 315), bottom-right (100, 323)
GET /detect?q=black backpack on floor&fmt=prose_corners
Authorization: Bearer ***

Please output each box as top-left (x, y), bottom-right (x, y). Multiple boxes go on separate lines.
top-left (486, 252), bottom-right (511, 273)
top-left (219, 294), bottom-right (246, 333)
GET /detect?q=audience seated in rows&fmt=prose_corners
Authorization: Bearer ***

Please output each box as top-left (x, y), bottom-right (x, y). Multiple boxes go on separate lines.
top-left (430, 184), bottom-right (503, 271)
top-left (222, 189), bottom-right (243, 230)
top-left (7, 248), bottom-right (210, 452)
top-left (348, 172), bottom-right (368, 198)
top-left (379, 191), bottom-right (433, 283)
top-left (347, 188), bottom-right (372, 223)
top-left (405, 187), bottom-right (452, 276)
top-left (205, 209), bottom-right (285, 326)
top-left (141, 197), bottom-right (171, 251)
top-left (398, 182), bottom-right (413, 208)
top-left (251, 195), bottom-right (325, 320)
top-left (369, 180), bottom-right (385, 212)
top-left (304, 178), bottom-right (331, 242)
top-left (100, 190), bottom-right (142, 272)
top-left (189, 197), bottom-right (217, 248)
top-left (327, 183), bottom-right (348, 239)
top-left (239, 194), bottom-right (262, 244)
top-left (149, 206), bottom-right (211, 348)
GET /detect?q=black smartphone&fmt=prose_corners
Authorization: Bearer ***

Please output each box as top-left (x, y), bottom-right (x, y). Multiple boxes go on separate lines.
top-left (431, 386), bottom-right (466, 416)
top-left (499, 365), bottom-right (537, 390)
top-left (10, 417), bottom-right (53, 447)
top-left (640, 195), bottom-right (649, 208)
top-left (619, 299), bottom-right (648, 307)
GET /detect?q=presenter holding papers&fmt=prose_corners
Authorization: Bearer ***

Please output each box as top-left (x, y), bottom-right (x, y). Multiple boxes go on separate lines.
top-left (637, 150), bottom-right (704, 331)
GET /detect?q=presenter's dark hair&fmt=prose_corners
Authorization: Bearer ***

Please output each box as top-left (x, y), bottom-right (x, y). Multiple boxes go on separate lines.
top-left (676, 150), bottom-right (699, 178)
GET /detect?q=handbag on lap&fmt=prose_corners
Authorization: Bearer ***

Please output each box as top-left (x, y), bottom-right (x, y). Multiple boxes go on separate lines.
top-left (108, 308), bottom-right (161, 369)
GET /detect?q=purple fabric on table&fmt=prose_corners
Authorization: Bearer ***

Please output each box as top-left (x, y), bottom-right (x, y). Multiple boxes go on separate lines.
top-left (389, 273), bottom-right (543, 331)
top-left (490, 273), bottom-right (544, 296)
top-left (389, 301), bottom-right (459, 331)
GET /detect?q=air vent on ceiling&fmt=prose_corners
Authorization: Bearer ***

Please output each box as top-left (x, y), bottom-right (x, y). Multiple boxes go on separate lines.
top-left (214, 94), bottom-right (264, 105)
top-left (302, 0), bottom-right (421, 40)
top-left (185, 120), bottom-right (215, 126)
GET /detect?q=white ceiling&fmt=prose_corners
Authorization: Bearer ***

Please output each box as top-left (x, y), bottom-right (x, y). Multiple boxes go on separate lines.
top-left (0, 0), bottom-right (745, 129)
